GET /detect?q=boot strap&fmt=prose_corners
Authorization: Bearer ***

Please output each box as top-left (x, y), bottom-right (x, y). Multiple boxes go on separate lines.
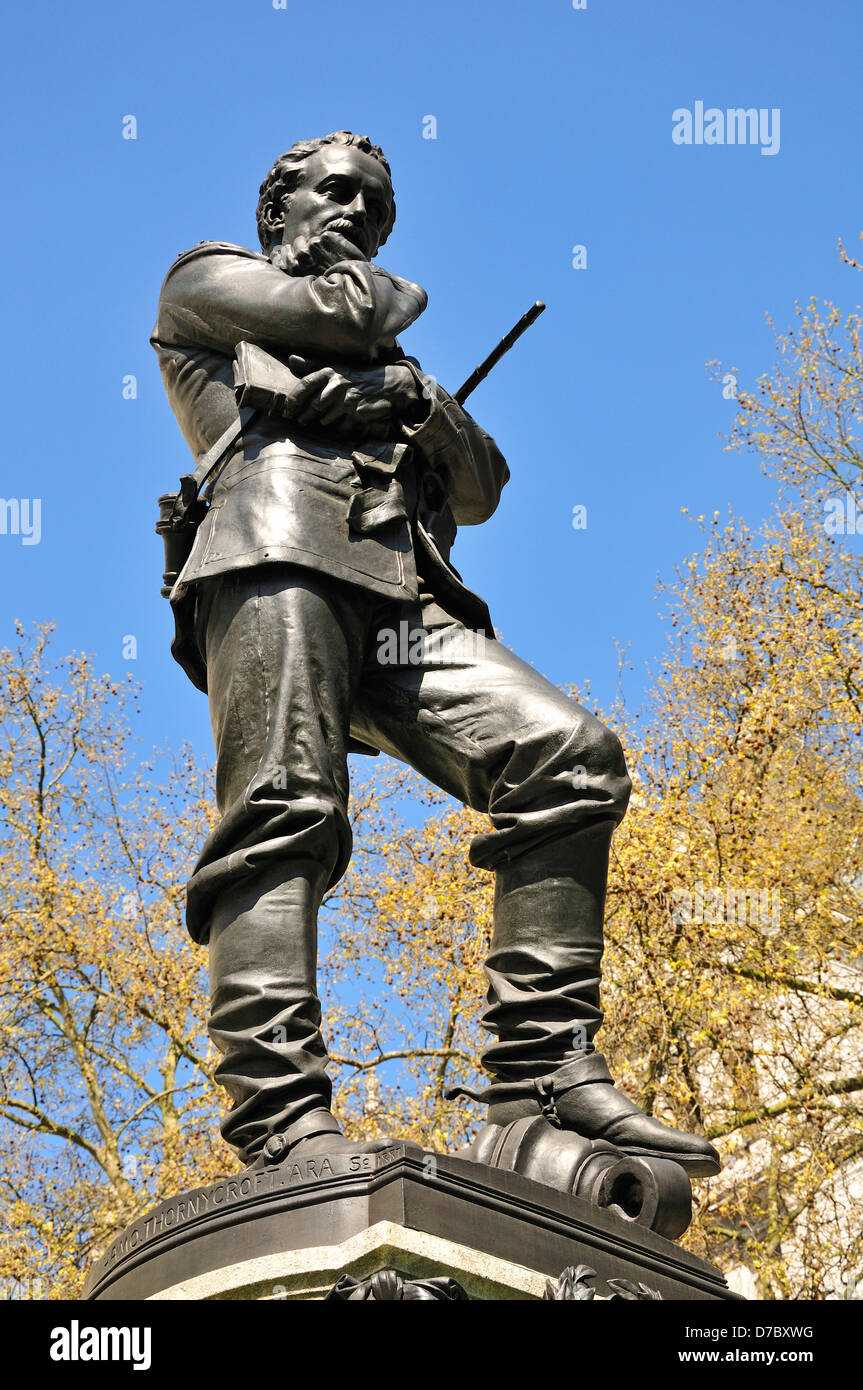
top-left (446, 1052), bottom-right (613, 1110)
top-left (255, 1108), bottom-right (342, 1166)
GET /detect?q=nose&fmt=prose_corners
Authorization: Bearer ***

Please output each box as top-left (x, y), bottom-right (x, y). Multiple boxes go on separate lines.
top-left (345, 190), bottom-right (367, 220)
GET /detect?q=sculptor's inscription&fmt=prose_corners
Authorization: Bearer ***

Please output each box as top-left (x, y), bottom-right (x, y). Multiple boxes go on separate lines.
top-left (101, 1146), bottom-right (406, 1270)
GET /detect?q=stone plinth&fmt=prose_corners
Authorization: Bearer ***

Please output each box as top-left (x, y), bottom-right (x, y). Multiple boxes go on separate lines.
top-left (83, 1145), bottom-right (738, 1301)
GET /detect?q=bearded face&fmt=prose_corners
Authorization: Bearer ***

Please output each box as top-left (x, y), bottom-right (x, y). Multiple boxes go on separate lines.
top-left (268, 144), bottom-right (394, 276)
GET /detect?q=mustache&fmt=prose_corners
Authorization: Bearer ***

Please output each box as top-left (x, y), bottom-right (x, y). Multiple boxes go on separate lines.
top-left (327, 217), bottom-right (368, 251)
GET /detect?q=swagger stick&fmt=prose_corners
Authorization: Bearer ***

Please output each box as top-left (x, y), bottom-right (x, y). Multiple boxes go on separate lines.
top-left (453, 300), bottom-right (546, 405)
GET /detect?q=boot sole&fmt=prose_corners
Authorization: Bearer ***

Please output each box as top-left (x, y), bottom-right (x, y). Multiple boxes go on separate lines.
top-left (617, 1144), bottom-right (721, 1177)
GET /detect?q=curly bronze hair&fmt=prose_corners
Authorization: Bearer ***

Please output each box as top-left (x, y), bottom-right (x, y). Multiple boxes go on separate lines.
top-left (256, 131), bottom-right (396, 254)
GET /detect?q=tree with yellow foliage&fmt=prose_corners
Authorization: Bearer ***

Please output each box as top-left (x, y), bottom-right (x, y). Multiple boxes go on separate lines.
top-left (0, 625), bottom-right (223, 1298)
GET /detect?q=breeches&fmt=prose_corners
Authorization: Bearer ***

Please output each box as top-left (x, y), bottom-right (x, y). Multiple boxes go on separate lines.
top-left (189, 565), bottom-right (631, 1156)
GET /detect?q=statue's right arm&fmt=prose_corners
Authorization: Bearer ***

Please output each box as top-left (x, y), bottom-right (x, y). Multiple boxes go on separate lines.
top-left (155, 247), bottom-right (427, 362)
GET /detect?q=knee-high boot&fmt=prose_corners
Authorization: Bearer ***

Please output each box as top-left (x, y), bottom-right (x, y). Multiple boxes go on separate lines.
top-left (207, 857), bottom-right (342, 1164)
top-left (462, 825), bottom-right (720, 1176)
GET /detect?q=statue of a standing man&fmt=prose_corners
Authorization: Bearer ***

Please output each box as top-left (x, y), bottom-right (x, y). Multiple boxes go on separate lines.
top-left (152, 131), bottom-right (718, 1177)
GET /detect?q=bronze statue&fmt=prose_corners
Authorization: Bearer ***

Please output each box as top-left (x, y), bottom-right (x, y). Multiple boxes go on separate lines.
top-left (153, 131), bottom-right (719, 1179)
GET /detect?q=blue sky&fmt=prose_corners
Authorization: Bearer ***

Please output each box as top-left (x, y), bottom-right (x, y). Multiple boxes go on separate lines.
top-left (1, 0), bottom-right (861, 764)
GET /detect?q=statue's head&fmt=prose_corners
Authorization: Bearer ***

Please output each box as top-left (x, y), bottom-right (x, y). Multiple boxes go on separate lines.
top-left (256, 132), bottom-right (396, 268)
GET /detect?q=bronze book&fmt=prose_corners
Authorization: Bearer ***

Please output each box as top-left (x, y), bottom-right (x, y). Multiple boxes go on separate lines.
top-left (233, 340), bottom-right (309, 419)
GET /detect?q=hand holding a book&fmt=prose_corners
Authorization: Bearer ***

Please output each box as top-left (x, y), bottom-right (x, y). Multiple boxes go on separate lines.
top-left (285, 355), bottom-right (424, 437)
